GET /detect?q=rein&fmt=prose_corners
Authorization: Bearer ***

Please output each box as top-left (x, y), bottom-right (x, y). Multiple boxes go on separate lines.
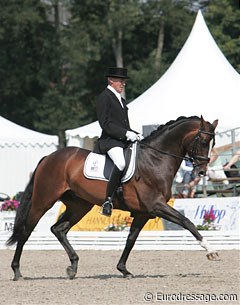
top-left (138, 128), bottom-right (215, 167)
top-left (139, 141), bottom-right (193, 163)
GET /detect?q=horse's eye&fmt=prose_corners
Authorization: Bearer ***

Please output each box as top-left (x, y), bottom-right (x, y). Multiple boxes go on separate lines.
top-left (201, 141), bottom-right (208, 148)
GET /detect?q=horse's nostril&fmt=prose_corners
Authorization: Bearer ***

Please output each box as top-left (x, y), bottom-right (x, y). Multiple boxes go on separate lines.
top-left (198, 171), bottom-right (205, 176)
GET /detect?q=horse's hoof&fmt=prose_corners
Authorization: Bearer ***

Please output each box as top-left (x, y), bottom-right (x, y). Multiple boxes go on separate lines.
top-left (12, 272), bottom-right (23, 281)
top-left (66, 266), bottom-right (76, 280)
top-left (13, 275), bottom-right (23, 281)
top-left (13, 277), bottom-right (19, 281)
top-left (123, 273), bottom-right (134, 279)
top-left (206, 252), bottom-right (219, 261)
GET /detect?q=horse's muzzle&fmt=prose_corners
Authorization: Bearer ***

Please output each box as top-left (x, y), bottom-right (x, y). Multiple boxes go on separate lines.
top-left (193, 164), bottom-right (207, 177)
top-left (198, 170), bottom-right (206, 177)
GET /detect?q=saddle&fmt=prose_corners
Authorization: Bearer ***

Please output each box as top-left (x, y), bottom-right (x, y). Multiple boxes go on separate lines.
top-left (84, 142), bottom-right (138, 182)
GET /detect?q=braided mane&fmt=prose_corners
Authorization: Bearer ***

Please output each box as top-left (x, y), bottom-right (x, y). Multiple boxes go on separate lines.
top-left (142, 116), bottom-right (200, 142)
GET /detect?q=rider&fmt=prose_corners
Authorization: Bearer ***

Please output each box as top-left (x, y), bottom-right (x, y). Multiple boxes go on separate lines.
top-left (94, 67), bottom-right (140, 217)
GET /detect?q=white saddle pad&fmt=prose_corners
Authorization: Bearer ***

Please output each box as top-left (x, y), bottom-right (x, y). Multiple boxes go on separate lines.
top-left (84, 143), bottom-right (137, 183)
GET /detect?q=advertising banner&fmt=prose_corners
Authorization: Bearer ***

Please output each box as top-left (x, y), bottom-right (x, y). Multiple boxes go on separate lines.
top-left (1, 197), bottom-right (239, 235)
top-left (173, 196), bottom-right (239, 231)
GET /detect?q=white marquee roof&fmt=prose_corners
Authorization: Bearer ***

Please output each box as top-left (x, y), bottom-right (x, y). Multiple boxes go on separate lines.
top-left (0, 116), bottom-right (58, 147)
top-left (66, 120), bottom-right (101, 141)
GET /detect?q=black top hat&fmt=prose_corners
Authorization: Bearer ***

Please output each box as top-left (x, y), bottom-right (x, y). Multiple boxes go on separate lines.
top-left (106, 67), bottom-right (129, 79)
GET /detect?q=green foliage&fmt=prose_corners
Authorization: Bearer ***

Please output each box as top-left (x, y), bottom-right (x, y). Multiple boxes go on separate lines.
top-left (0, 0), bottom-right (59, 127)
top-left (205, 0), bottom-right (240, 72)
top-left (34, 81), bottom-right (89, 147)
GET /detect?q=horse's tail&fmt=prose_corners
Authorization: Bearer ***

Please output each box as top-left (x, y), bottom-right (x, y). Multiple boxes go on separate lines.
top-left (6, 157), bottom-right (46, 246)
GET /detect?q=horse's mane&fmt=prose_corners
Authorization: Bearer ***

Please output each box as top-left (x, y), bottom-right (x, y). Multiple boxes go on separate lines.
top-left (142, 116), bottom-right (200, 142)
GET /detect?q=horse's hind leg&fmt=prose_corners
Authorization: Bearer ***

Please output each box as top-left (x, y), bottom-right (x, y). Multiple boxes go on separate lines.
top-left (11, 206), bottom-right (51, 280)
top-left (11, 237), bottom-right (30, 280)
top-left (117, 214), bottom-right (149, 278)
top-left (51, 195), bottom-right (92, 279)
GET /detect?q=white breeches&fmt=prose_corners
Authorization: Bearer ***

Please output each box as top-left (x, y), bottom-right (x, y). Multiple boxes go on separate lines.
top-left (107, 147), bottom-right (126, 171)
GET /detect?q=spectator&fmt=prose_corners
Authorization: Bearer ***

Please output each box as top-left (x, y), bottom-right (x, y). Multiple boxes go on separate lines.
top-left (223, 149), bottom-right (240, 169)
top-left (207, 148), bottom-right (229, 185)
top-left (177, 159), bottom-right (200, 198)
top-left (223, 149), bottom-right (240, 183)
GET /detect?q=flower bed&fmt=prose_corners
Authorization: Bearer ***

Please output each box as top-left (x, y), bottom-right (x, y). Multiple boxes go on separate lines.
top-left (0, 199), bottom-right (19, 212)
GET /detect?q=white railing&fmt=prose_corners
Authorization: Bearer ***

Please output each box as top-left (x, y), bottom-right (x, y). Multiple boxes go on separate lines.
top-left (1, 230), bottom-right (239, 251)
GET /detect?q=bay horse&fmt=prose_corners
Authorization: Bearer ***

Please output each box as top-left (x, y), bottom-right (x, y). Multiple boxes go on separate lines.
top-left (7, 115), bottom-right (219, 281)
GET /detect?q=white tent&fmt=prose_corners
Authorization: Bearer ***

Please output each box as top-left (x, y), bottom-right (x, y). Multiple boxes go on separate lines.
top-left (66, 121), bottom-right (101, 149)
top-left (65, 10), bottom-right (240, 148)
top-left (0, 116), bottom-right (58, 197)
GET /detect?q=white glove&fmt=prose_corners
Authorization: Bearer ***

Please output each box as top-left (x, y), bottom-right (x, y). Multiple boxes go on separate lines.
top-left (126, 131), bottom-right (138, 142)
top-left (137, 134), bottom-right (144, 141)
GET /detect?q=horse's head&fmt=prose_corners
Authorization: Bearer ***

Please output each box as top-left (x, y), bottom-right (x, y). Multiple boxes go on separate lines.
top-left (185, 116), bottom-right (218, 177)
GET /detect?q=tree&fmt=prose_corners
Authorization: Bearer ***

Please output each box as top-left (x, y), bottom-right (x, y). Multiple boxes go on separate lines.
top-left (33, 0), bottom-right (97, 147)
top-left (107, 0), bottom-right (142, 67)
top-left (205, 0), bottom-right (240, 72)
top-left (0, 0), bottom-right (59, 129)
top-left (0, 0), bottom-right (96, 146)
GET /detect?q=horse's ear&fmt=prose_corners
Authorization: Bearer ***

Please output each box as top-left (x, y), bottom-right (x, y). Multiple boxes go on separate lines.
top-left (200, 115), bottom-right (205, 128)
top-left (200, 116), bottom-right (218, 131)
top-left (212, 119), bottom-right (218, 130)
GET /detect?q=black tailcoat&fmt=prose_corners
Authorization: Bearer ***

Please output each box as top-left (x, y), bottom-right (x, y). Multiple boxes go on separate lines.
top-left (93, 88), bottom-right (135, 154)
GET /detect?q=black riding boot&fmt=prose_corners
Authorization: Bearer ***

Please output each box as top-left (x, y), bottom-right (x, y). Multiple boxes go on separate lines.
top-left (100, 166), bottom-right (123, 217)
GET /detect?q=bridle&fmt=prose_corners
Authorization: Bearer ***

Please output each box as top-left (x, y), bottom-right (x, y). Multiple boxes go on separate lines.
top-left (138, 128), bottom-right (215, 168)
top-left (187, 129), bottom-right (215, 167)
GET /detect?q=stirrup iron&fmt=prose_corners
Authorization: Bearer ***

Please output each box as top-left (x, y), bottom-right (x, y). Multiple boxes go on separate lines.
top-left (100, 199), bottom-right (113, 217)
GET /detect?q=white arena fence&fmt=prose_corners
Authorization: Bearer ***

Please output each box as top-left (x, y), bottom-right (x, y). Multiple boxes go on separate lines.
top-left (0, 230), bottom-right (239, 251)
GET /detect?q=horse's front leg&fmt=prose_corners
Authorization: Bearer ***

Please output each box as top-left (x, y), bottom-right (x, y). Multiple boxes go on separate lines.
top-left (151, 202), bottom-right (219, 260)
top-left (117, 214), bottom-right (149, 278)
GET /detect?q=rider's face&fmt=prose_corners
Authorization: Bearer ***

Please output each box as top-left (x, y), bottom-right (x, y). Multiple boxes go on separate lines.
top-left (109, 78), bottom-right (127, 94)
